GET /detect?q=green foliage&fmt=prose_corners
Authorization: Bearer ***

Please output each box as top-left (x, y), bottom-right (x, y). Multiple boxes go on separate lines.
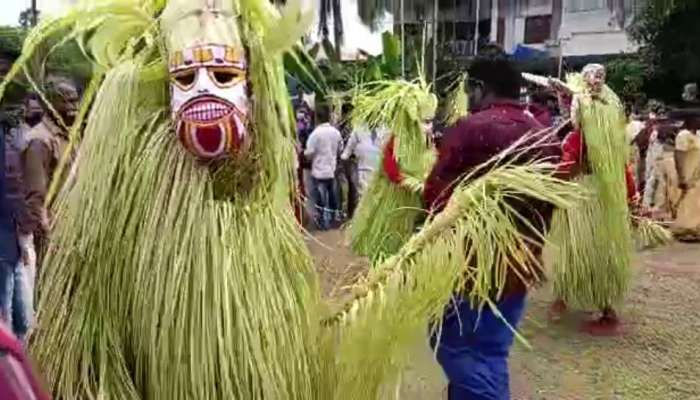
top-left (605, 57), bottom-right (647, 107)
top-left (319, 31), bottom-right (402, 97)
top-left (0, 26), bottom-right (25, 58)
top-left (0, 25), bottom-right (92, 95)
top-left (629, 0), bottom-right (700, 102)
top-left (284, 43), bottom-right (328, 96)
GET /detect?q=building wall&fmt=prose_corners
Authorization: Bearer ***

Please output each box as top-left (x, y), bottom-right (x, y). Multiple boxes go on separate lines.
top-left (558, 3), bottom-right (638, 56)
top-left (496, 0), bottom-right (640, 56)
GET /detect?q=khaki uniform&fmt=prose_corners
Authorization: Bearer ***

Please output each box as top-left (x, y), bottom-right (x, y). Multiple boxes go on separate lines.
top-left (20, 117), bottom-right (69, 236)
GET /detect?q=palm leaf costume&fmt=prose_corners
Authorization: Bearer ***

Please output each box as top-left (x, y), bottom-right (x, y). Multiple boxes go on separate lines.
top-left (1, 1), bottom-right (585, 398)
top-left (548, 72), bottom-right (634, 310)
top-left (348, 80), bottom-right (437, 263)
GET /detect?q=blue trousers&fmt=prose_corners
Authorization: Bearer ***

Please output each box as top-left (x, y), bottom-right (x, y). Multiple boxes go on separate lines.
top-left (310, 177), bottom-right (339, 230)
top-left (0, 258), bottom-right (33, 342)
top-left (430, 294), bottom-right (527, 400)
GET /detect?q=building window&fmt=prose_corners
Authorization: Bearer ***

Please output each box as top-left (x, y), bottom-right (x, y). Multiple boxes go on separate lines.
top-left (566, 0), bottom-right (605, 12)
top-left (524, 15), bottom-right (552, 43)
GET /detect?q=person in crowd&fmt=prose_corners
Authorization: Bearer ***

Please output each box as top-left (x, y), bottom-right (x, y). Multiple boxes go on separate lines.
top-left (0, 93), bottom-right (45, 341)
top-left (304, 104), bottom-right (343, 230)
top-left (340, 123), bottom-right (383, 196)
top-left (682, 82), bottom-right (698, 105)
top-left (294, 103), bottom-right (314, 225)
top-left (424, 50), bottom-right (559, 400)
top-left (0, 322), bottom-right (50, 399)
top-left (14, 78), bottom-right (79, 326)
top-left (643, 125), bottom-right (681, 220)
top-left (526, 89), bottom-right (554, 126)
top-left (7, 94), bottom-right (43, 152)
top-left (337, 103), bottom-right (358, 219)
top-left (1, 113), bottom-right (23, 343)
top-left (672, 128), bottom-right (700, 241)
top-left (626, 109), bottom-right (645, 191)
top-left (633, 99), bottom-right (665, 192)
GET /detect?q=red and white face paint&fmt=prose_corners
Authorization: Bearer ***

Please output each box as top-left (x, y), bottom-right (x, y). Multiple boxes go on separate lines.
top-left (169, 44), bottom-right (248, 160)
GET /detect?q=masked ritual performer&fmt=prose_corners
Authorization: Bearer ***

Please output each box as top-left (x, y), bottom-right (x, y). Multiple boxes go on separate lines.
top-left (348, 80), bottom-right (438, 263)
top-left (672, 129), bottom-right (700, 241)
top-left (6, 0), bottom-right (335, 397)
top-left (548, 64), bottom-right (638, 335)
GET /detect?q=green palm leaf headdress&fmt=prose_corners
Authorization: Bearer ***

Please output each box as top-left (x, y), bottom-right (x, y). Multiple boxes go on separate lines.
top-left (348, 78), bottom-right (438, 262)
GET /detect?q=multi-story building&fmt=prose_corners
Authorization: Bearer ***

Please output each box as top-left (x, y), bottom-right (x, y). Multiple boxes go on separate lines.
top-left (393, 0), bottom-right (646, 60)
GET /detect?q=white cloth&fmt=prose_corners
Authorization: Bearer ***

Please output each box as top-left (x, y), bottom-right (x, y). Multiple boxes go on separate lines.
top-left (18, 234), bottom-right (36, 332)
top-left (626, 120), bottom-right (644, 144)
top-left (304, 123), bottom-right (343, 179)
top-left (341, 125), bottom-right (384, 192)
top-left (643, 129), bottom-right (662, 208)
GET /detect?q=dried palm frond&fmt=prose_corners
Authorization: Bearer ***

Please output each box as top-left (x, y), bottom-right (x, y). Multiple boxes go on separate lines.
top-left (634, 216), bottom-right (673, 249)
top-left (349, 79), bottom-right (437, 262)
top-left (442, 73), bottom-right (468, 127)
top-left (325, 145), bottom-right (586, 397)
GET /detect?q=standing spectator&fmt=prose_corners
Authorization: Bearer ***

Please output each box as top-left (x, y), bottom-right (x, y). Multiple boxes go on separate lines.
top-left (20, 78), bottom-right (79, 256)
top-left (7, 94), bottom-right (43, 152)
top-left (644, 125), bottom-right (681, 220)
top-left (672, 129), bottom-right (700, 241)
top-left (1, 112), bottom-right (23, 342)
top-left (0, 94), bottom-right (43, 341)
top-left (337, 103), bottom-right (358, 219)
top-left (633, 99), bottom-right (665, 192)
top-left (304, 104), bottom-right (343, 230)
top-left (294, 104), bottom-right (314, 225)
top-left (341, 124), bottom-right (383, 195)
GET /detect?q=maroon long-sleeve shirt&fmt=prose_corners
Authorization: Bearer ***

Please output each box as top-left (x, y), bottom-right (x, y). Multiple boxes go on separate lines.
top-left (423, 99), bottom-right (561, 296)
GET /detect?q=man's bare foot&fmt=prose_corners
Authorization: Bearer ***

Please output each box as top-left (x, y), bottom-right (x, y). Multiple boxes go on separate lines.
top-left (548, 299), bottom-right (567, 322)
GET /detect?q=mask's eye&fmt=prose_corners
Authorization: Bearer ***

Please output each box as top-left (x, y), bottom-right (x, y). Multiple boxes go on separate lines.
top-left (172, 69), bottom-right (197, 90)
top-left (209, 67), bottom-right (245, 87)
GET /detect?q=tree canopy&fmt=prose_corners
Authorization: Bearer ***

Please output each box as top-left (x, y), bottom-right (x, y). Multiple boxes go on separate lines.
top-left (630, 0), bottom-right (700, 103)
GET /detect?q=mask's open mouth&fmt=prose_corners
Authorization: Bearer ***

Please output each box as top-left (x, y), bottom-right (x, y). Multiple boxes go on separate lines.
top-left (176, 96), bottom-right (246, 160)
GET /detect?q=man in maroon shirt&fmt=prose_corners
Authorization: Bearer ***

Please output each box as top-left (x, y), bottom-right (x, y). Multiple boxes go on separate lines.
top-left (425, 50), bottom-right (560, 400)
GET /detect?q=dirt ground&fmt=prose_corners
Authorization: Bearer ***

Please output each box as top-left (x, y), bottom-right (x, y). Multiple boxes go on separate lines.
top-left (307, 229), bottom-right (700, 400)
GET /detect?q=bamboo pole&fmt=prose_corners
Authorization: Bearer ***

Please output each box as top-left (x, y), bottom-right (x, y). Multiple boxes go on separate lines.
top-left (473, 0), bottom-right (480, 55)
top-left (31, 0), bottom-right (38, 26)
top-left (432, 0), bottom-right (438, 84)
top-left (400, 0), bottom-right (405, 77)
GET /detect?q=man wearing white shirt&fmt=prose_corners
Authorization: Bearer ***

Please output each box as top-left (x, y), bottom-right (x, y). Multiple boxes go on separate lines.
top-left (304, 105), bottom-right (343, 230)
top-left (341, 125), bottom-right (384, 195)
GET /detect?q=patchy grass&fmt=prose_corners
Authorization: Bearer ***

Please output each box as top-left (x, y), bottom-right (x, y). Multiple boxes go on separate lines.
top-left (308, 231), bottom-right (700, 400)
